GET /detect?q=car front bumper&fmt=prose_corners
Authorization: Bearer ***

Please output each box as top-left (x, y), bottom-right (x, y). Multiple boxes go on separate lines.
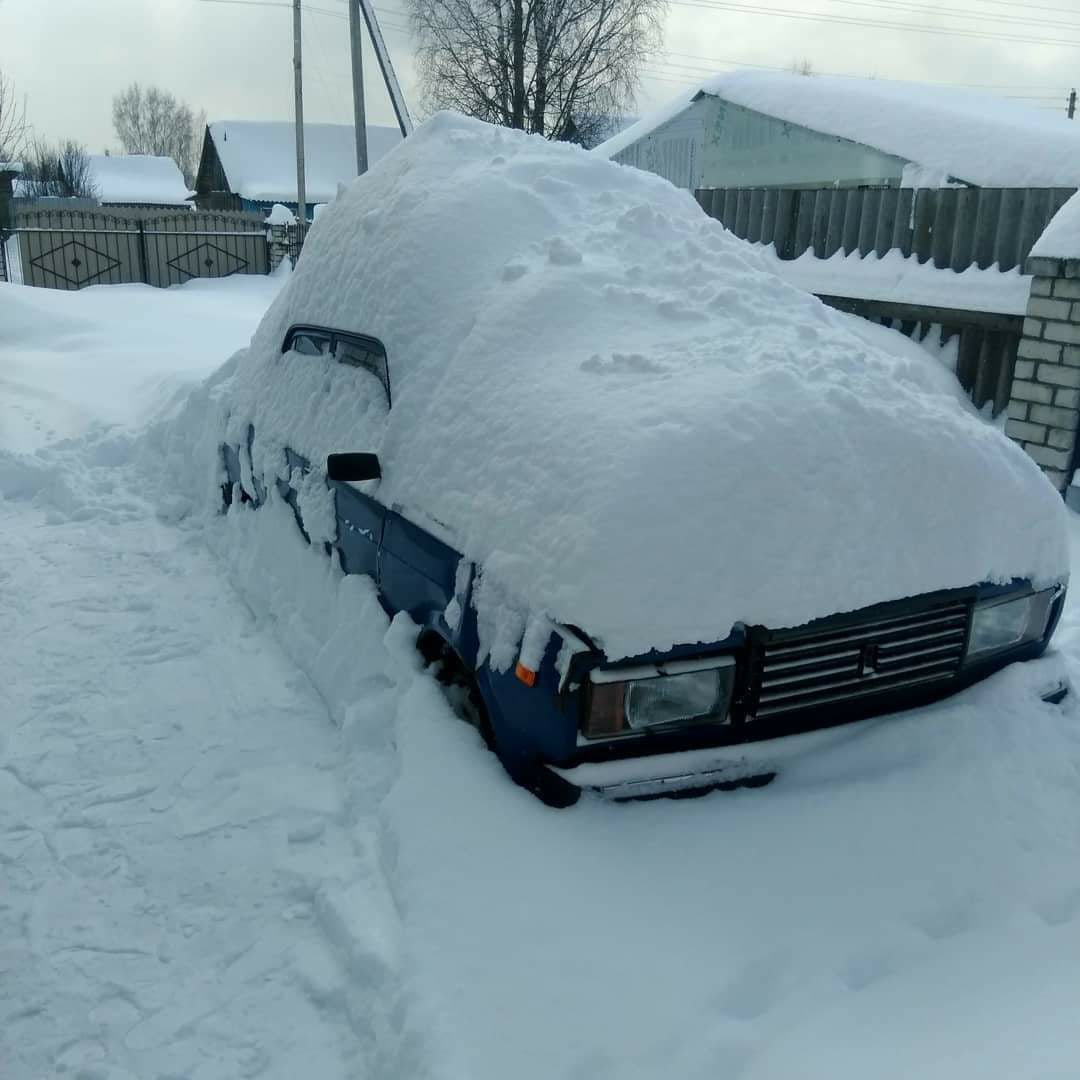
top-left (549, 653), bottom-right (1070, 800)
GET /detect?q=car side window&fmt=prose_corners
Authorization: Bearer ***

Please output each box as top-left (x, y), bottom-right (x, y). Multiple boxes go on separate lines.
top-left (281, 324), bottom-right (392, 407)
top-left (284, 329), bottom-right (332, 356)
top-left (333, 335), bottom-right (392, 408)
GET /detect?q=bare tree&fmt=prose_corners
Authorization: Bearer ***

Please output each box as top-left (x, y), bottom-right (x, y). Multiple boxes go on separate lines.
top-left (788, 57), bottom-right (816, 76)
top-left (409, 0), bottom-right (665, 146)
top-left (0, 68), bottom-right (30, 166)
top-left (21, 140), bottom-right (98, 199)
top-left (112, 83), bottom-right (201, 184)
top-left (58, 141), bottom-right (97, 199)
top-left (20, 141), bottom-right (63, 197)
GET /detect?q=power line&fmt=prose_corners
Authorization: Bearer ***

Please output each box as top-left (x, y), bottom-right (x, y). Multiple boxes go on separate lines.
top-left (198, 0), bottom-right (412, 32)
top-left (813, 0), bottom-right (1080, 34)
top-left (663, 0), bottom-right (1080, 49)
top-left (655, 50), bottom-right (1066, 89)
top-left (642, 55), bottom-right (1071, 96)
top-left (971, 0), bottom-right (1080, 16)
top-left (637, 66), bottom-right (1072, 108)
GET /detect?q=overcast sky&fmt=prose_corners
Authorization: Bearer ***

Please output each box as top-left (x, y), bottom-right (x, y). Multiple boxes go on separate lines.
top-left (1, 0), bottom-right (1077, 151)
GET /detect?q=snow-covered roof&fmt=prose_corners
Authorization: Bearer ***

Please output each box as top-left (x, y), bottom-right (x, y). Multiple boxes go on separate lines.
top-left (0, 161), bottom-right (23, 173)
top-left (86, 154), bottom-right (192, 206)
top-left (207, 120), bottom-right (403, 204)
top-left (1031, 191), bottom-right (1080, 260)
top-left (597, 71), bottom-right (1080, 188)
top-left (224, 113), bottom-right (1065, 661)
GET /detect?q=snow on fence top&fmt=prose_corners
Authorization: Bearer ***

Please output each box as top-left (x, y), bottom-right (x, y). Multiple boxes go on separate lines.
top-left (87, 154), bottom-right (192, 206)
top-left (597, 71), bottom-right (1080, 189)
top-left (1031, 191), bottom-right (1080, 260)
top-left (231, 113), bottom-right (1065, 659)
top-left (208, 121), bottom-right (402, 204)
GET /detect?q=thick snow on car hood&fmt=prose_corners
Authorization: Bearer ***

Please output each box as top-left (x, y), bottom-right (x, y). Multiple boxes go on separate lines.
top-left (233, 112), bottom-right (1067, 661)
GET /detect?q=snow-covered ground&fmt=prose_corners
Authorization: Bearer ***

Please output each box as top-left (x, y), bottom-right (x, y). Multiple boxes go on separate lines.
top-left (3, 276), bottom-right (1080, 1079)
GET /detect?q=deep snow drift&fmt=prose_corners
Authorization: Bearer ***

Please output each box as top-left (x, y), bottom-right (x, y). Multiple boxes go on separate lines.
top-left (210, 113), bottom-right (1065, 661)
top-left (2, 274), bottom-right (1080, 1079)
top-left (0, 274), bottom-right (283, 451)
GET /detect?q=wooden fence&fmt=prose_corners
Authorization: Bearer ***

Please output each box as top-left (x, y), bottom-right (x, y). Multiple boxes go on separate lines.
top-left (690, 184), bottom-right (1072, 416)
top-left (3, 206), bottom-right (269, 290)
top-left (818, 297), bottom-right (1022, 415)
top-left (694, 185), bottom-right (1076, 273)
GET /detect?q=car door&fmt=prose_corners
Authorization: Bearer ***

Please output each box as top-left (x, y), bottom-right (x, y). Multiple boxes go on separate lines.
top-left (274, 328), bottom-right (334, 535)
top-left (332, 481), bottom-right (385, 579)
top-left (379, 508), bottom-right (461, 629)
top-left (321, 331), bottom-right (392, 579)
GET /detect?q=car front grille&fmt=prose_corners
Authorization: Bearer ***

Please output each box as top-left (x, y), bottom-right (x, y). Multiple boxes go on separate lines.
top-left (747, 596), bottom-right (973, 723)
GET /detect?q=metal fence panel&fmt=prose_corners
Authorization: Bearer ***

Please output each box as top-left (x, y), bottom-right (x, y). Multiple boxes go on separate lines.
top-left (8, 207), bottom-right (269, 290)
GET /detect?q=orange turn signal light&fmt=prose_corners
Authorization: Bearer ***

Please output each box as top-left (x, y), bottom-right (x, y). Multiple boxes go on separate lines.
top-left (515, 662), bottom-right (537, 687)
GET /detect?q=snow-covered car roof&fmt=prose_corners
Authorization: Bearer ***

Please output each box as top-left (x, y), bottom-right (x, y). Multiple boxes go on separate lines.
top-left (232, 113), bottom-right (1067, 661)
top-left (595, 71), bottom-right (1080, 188)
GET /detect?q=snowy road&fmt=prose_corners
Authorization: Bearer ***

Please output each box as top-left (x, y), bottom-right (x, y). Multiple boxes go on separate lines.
top-left (1, 488), bottom-right (366, 1079)
top-left (1, 278), bottom-right (403, 1079)
top-left (4, 277), bottom-right (1080, 1079)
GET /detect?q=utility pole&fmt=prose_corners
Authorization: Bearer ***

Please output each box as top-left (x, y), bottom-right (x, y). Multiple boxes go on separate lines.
top-left (292, 0), bottom-right (307, 224)
top-left (349, 0), bottom-right (369, 175)
top-left (356, 0), bottom-right (414, 137)
top-left (1070, 88), bottom-right (1077, 120)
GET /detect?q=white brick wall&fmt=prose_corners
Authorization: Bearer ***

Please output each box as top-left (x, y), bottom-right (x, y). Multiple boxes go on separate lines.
top-left (1006, 256), bottom-right (1080, 492)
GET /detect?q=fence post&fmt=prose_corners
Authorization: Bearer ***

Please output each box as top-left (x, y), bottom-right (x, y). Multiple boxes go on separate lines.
top-left (0, 169), bottom-right (14, 233)
top-left (136, 220), bottom-right (149, 285)
top-left (0, 170), bottom-right (18, 284)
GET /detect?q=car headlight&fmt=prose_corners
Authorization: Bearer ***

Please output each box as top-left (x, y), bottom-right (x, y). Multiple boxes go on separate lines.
top-left (965, 587), bottom-right (1059, 665)
top-left (584, 658), bottom-right (737, 739)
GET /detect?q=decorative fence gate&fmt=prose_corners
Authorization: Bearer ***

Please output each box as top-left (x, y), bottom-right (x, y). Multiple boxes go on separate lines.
top-left (2, 207), bottom-right (269, 290)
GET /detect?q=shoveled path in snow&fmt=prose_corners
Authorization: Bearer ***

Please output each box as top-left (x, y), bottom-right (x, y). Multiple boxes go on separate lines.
top-left (0, 467), bottom-right (387, 1080)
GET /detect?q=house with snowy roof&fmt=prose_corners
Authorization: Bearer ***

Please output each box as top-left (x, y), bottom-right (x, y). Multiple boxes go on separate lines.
top-left (83, 154), bottom-right (192, 208)
top-left (194, 120), bottom-right (402, 215)
top-left (596, 71), bottom-right (1080, 191)
top-left (10, 154), bottom-right (190, 209)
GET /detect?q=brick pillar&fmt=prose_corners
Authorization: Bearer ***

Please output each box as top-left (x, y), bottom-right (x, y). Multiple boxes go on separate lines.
top-left (267, 223), bottom-right (289, 271)
top-left (1005, 255), bottom-right (1080, 494)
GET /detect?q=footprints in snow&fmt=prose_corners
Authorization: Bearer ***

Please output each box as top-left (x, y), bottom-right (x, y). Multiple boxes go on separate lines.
top-left (701, 884), bottom-right (1080, 1044)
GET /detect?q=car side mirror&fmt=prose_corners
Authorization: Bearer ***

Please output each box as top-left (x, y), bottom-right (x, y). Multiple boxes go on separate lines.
top-left (326, 452), bottom-right (381, 482)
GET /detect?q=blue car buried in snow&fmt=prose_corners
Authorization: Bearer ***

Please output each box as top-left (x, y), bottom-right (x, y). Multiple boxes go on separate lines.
top-left (216, 115), bottom-right (1070, 805)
